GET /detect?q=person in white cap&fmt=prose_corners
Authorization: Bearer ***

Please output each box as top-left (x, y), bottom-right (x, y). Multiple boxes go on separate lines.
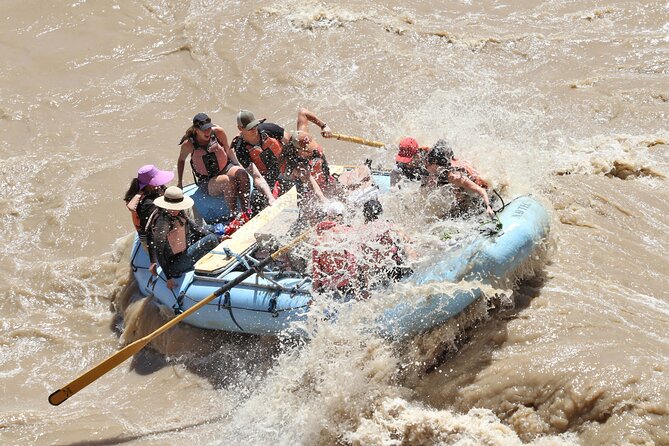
top-left (177, 112), bottom-right (251, 218)
top-left (147, 186), bottom-right (222, 289)
top-left (123, 164), bottom-right (174, 249)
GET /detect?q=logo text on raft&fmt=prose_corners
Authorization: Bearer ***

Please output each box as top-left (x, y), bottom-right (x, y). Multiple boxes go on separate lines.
top-left (512, 202), bottom-right (532, 218)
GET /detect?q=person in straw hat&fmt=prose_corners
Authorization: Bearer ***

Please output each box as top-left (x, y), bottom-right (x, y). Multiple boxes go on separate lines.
top-left (147, 186), bottom-right (222, 289)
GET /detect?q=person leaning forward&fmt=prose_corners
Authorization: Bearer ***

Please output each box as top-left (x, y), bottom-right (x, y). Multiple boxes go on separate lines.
top-left (286, 113), bottom-right (333, 195)
top-left (425, 139), bottom-right (494, 218)
top-left (280, 106), bottom-right (339, 223)
top-left (390, 137), bottom-right (429, 186)
top-left (230, 110), bottom-right (290, 211)
top-left (177, 113), bottom-right (251, 216)
top-left (287, 107), bottom-right (335, 191)
top-left (146, 186), bottom-right (223, 289)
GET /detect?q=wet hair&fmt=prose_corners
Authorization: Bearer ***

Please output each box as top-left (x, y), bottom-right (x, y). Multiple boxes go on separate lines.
top-left (290, 130), bottom-right (308, 148)
top-left (428, 139), bottom-right (454, 166)
top-left (363, 198), bottom-right (383, 223)
top-left (123, 178), bottom-right (141, 203)
top-left (178, 125), bottom-right (197, 145)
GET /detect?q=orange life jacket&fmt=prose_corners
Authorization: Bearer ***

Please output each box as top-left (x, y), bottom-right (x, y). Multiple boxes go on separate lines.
top-left (126, 192), bottom-right (145, 234)
top-left (232, 132), bottom-right (285, 183)
top-left (189, 132), bottom-right (228, 182)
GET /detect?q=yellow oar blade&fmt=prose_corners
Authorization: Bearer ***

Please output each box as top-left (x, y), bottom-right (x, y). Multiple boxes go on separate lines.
top-left (48, 337), bottom-right (149, 406)
top-left (331, 132), bottom-right (386, 148)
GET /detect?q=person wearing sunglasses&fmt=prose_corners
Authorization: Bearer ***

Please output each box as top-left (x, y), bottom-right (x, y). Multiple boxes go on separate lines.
top-left (123, 164), bottom-right (174, 250)
top-left (177, 113), bottom-right (251, 218)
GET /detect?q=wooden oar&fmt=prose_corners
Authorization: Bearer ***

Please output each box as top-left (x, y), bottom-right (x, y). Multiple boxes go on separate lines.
top-left (48, 228), bottom-right (312, 406)
top-left (330, 132), bottom-right (386, 148)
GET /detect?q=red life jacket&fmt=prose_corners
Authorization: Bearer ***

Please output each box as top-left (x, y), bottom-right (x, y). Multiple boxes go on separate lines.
top-left (359, 222), bottom-right (404, 279)
top-left (306, 142), bottom-right (333, 189)
top-left (312, 221), bottom-right (357, 291)
top-left (312, 221), bottom-right (404, 292)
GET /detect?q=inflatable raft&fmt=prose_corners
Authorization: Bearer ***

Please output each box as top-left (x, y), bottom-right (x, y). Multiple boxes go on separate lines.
top-left (130, 172), bottom-right (550, 339)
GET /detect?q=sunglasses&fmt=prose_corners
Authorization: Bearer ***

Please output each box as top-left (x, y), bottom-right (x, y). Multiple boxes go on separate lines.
top-left (195, 117), bottom-right (211, 126)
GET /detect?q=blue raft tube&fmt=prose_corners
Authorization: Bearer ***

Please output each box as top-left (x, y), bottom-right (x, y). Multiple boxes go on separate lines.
top-left (130, 173), bottom-right (551, 339)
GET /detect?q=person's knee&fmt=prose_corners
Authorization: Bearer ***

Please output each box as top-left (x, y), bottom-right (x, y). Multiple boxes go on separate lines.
top-left (234, 169), bottom-right (250, 186)
top-left (208, 176), bottom-right (230, 196)
top-left (203, 233), bottom-right (219, 249)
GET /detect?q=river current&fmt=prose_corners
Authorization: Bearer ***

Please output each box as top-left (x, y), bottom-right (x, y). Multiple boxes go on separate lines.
top-left (1, 1), bottom-right (668, 445)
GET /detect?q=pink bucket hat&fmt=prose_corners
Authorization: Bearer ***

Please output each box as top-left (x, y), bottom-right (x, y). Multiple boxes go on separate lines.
top-left (137, 164), bottom-right (174, 189)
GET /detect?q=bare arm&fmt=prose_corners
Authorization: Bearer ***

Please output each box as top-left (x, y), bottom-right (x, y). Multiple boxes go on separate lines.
top-left (297, 107), bottom-right (332, 138)
top-left (294, 165), bottom-right (326, 203)
top-left (213, 126), bottom-right (230, 151)
top-left (177, 143), bottom-right (193, 188)
top-left (224, 135), bottom-right (243, 166)
top-left (246, 163), bottom-right (275, 204)
top-left (448, 172), bottom-right (494, 217)
top-left (308, 174), bottom-right (327, 202)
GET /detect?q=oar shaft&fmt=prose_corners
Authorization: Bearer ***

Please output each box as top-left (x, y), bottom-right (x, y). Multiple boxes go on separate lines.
top-left (331, 132), bottom-right (386, 148)
top-left (49, 228), bottom-right (312, 406)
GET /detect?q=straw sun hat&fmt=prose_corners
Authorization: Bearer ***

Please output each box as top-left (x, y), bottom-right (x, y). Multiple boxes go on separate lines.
top-left (154, 186), bottom-right (194, 211)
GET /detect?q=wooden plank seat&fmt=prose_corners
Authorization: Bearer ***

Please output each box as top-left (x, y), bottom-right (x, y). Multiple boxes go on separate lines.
top-left (195, 187), bottom-right (299, 275)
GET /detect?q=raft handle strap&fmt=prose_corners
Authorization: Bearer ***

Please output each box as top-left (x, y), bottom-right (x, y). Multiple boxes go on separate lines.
top-left (223, 247), bottom-right (251, 270)
top-left (268, 292), bottom-right (280, 317)
top-left (492, 189), bottom-right (505, 214)
top-left (222, 291), bottom-right (244, 331)
top-left (173, 291), bottom-right (185, 315)
top-left (130, 241), bottom-right (141, 272)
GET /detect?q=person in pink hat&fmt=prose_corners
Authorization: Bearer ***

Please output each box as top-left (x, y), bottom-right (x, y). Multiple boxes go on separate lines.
top-left (123, 164), bottom-right (174, 249)
top-left (390, 137), bottom-right (429, 186)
